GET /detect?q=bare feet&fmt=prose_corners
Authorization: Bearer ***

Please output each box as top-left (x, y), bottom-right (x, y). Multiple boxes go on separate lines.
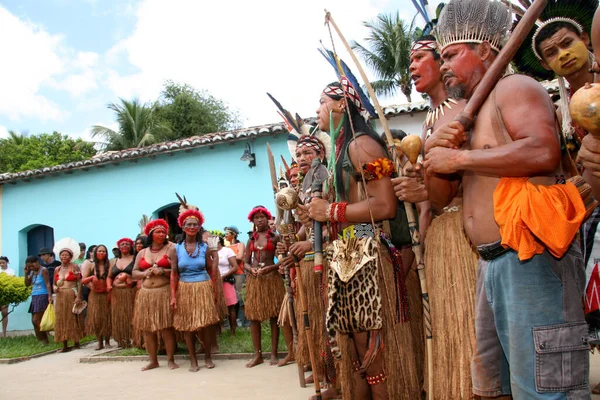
top-left (56, 347), bottom-right (70, 353)
top-left (205, 358), bottom-right (215, 369)
top-left (245, 353), bottom-right (264, 368)
top-left (141, 362), bottom-right (159, 371)
top-left (270, 354), bottom-right (279, 366)
top-left (277, 352), bottom-right (294, 367)
top-left (94, 344), bottom-right (104, 351)
top-left (73, 342), bottom-right (80, 349)
top-left (311, 387), bottom-right (341, 400)
top-left (305, 374), bottom-right (314, 384)
top-left (168, 360), bottom-right (179, 370)
top-left (189, 363), bottom-right (200, 372)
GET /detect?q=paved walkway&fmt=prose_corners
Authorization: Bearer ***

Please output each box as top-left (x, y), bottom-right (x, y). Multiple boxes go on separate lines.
top-left (0, 344), bottom-right (312, 400)
top-left (2, 344), bottom-right (600, 399)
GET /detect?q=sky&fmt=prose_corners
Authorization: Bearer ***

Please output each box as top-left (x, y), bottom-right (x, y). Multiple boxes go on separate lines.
top-left (0, 0), bottom-right (424, 142)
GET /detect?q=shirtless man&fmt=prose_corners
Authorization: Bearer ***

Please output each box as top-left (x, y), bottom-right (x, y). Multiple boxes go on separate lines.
top-left (425, 0), bottom-right (589, 398)
top-left (393, 33), bottom-right (478, 399)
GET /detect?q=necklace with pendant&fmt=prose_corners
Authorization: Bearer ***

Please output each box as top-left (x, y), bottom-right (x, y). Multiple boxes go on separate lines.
top-left (425, 98), bottom-right (458, 139)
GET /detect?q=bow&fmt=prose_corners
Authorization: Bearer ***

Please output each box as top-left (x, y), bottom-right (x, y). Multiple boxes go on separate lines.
top-left (324, 10), bottom-right (433, 398)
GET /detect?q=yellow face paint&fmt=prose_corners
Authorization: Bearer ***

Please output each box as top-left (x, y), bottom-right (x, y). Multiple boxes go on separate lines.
top-left (548, 40), bottom-right (589, 76)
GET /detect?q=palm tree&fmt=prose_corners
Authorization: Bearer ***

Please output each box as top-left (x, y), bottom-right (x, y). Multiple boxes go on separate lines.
top-left (7, 130), bottom-right (28, 145)
top-left (91, 98), bottom-right (171, 151)
top-left (352, 12), bottom-right (414, 103)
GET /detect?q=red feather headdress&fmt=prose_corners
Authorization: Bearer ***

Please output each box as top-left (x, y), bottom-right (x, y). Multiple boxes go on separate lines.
top-left (247, 206), bottom-right (272, 222)
top-left (144, 219), bottom-right (169, 236)
top-left (117, 238), bottom-right (134, 247)
top-left (178, 209), bottom-right (205, 228)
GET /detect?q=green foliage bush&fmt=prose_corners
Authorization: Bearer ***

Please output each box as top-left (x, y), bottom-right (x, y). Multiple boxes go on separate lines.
top-left (0, 274), bottom-right (31, 307)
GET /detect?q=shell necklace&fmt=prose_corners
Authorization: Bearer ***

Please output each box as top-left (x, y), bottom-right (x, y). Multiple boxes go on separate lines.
top-left (425, 98), bottom-right (458, 139)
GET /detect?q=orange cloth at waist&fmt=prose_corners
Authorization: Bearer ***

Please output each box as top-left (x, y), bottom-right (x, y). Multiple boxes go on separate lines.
top-left (493, 177), bottom-right (585, 261)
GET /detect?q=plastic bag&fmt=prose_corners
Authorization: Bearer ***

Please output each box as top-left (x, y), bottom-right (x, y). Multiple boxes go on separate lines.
top-left (40, 303), bottom-right (55, 332)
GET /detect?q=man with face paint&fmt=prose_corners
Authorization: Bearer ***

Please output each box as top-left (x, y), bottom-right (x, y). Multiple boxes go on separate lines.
top-left (394, 32), bottom-right (479, 400)
top-left (426, 0), bottom-right (589, 398)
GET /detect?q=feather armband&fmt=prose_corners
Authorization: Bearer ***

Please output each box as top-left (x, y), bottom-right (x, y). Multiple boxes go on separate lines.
top-left (362, 158), bottom-right (394, 181)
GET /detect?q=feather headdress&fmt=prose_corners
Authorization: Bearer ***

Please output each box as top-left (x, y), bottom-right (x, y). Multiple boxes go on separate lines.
top-left (413, 1), bottom-right (447, 38)
top-left (266, 92), bottom-right (332, 163)
top-left (435, 0), bottom-right (512, 52)
top-left (318, 47), bottom-right (377, 121)
top-left (175, 193), bottom-right (204, 228)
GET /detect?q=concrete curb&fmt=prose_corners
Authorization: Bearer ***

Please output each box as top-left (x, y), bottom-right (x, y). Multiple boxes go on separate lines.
top-left (80, 351), bottom-right (287, 363)
top-left (0, 341), bottom-right (97, 364)
top-left (0, 348), bottom-right (59, 365)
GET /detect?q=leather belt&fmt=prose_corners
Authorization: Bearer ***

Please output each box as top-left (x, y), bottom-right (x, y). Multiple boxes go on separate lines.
top-left (476, 241), bottom-right (510, 261)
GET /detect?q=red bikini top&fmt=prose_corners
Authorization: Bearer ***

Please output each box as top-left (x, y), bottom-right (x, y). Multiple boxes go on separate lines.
top-left (55, 266), bottom-right (79, 282)
top-left (140, 254), bottom-right (170, 270)
top-left (249, 240), bottom-right (275, 252)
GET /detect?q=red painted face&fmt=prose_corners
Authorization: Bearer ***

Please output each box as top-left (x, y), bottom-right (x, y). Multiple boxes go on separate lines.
top-left (289, 167), bottom-right (300, 188)
top-left (119, 242), bottom-right (132, 255)
top-left (440, 43), bottom-right (485, 100)
top-left (409, 50), bottom-right (442, 94)
top-left (183, 218), bottom-right (200, 237)
top-left (96, 246), bottom-right (108, 261)
top-left (152, 228), bottom-right (167, 244)
top-left (135, 241), bottom-right (144, 252)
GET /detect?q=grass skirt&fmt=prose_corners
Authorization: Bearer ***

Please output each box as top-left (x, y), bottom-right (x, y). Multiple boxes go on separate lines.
top-left (173, 280), bottom-right (220, 331)
top-left (424, 208), bottom-right (479, 399)
top-left (110, 286), bottom-right (136, 346)
top-left (54, 289), bottom-right (83, 343)
top-left (132, 285), bottom-right (172, 333)
top-left (337, 246), bottom-right (421, 400)
top-left (295, 258), bottom-right (326, 368)
top-left (132, 287), bottom-right (144, 347)
top-left (245, 272), bottom-right (285, 322)
top-left (86, 291), bottom-right (111, 337)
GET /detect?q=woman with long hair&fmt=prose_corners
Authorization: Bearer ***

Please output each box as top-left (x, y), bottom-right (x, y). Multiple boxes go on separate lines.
top-left (82, 244), bottom-right (112, 350)
top-left (132, 235), bottom-right (147, 349)
top-left (132, 219), bottom-right (178, 371)
top-left (107, 238), bottom-right (136, 348)
top-left (169, 203), bottom-right (220, 372)
top-left (24, 255), bottom-right (51, 344)
top-left (53, 246), bottom-right (84, 353)
top-left (243, 206), bottom-right (290, 368)
top-left (80, 245), bottom-right (96, 306)
top-left (217, 236), bottom-right (238, 336)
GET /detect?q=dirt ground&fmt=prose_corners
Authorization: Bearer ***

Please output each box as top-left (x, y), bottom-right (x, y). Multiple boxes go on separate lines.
top-left (2, 344), bottom-right (600, 399)
top-left (0, 344), bottom-right (313, 400)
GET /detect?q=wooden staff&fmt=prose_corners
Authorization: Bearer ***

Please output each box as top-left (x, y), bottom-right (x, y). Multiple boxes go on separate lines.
top-left (267, 143), bottom-right (304, 388)
top-left (325, 10), bottom-right (434, 397)
top-left (277, 189), bottom-right (322, 400)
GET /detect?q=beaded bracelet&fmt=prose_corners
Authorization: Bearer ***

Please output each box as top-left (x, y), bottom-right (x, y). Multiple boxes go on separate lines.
top-left (336, 202), bottom-right (348, 223)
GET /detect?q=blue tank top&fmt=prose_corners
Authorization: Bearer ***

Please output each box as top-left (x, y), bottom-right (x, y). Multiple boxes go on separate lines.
top-left (31, 270), bottom-right (48, 296)
top-left (176, 242), bottom-right (210, 283)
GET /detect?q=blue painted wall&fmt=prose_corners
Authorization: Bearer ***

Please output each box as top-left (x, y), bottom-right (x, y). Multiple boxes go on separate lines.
top-left (2, 134), bottom-right (289, 331)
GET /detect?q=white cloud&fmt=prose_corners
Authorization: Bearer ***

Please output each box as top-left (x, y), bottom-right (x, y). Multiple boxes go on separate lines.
top-left (105, 0), bottom-right (411, 128)
top-left (0, 125), bottom-right (8, 139)
top-left (0, 6), bottom-right (102, 123)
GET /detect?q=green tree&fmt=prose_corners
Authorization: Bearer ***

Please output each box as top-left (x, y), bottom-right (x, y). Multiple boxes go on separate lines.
top-left (155, 81), bottom-right (241, 140)
top-left (352, 13), bottom-right (415, 102)
top-left (0, 132), bottom-right (96, 173)
top-left (91, 98), bottom-right (171, 151)
top-left (0, 274), bottom-right (31, 322)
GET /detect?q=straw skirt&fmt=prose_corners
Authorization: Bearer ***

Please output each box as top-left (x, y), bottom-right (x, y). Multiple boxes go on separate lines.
top-left (245, 272), bottom-right (285, 322)
top-left (132, 285), bottom-right (172, 333)
top-left (86, 291), bottom-right (111, 337)
top-left (173, 280), bottom-right (220, 331)
top-left (54, 288), bottom-right (83, 342)
top-left (110, 286), bottom-right (136, 346)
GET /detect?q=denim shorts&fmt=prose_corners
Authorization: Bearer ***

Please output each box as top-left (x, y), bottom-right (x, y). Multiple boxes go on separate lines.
top-left (472, 243), bottom-right (590, 399)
